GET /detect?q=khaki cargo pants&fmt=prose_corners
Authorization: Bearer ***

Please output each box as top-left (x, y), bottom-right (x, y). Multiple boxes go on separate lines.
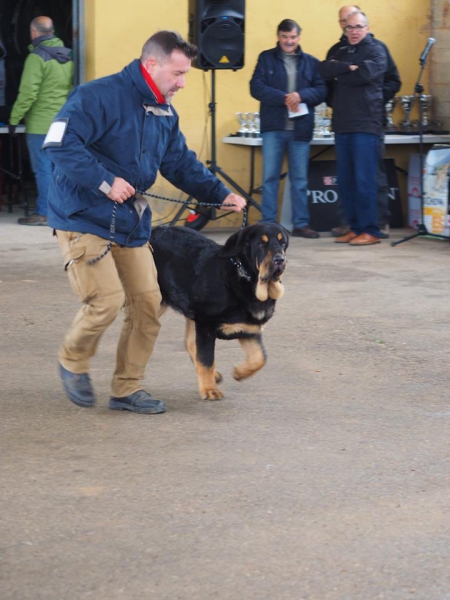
top-left (56, 231), bottom-right (162, 398)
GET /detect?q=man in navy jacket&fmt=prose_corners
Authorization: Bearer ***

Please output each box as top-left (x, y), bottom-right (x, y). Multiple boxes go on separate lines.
top-left (319, 10), bottom-right (387, 246)
top-left (44, 31), bottom-right (245, 414)
top-left (327, 5), bottom-right (401, 238)
top-left (250, 19), bottom-right (327, 238)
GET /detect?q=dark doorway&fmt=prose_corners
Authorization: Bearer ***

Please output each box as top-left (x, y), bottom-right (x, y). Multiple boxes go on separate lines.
top-left (0, 0), bottom-right (81, 123)
top-left (0, 0), bottom-right (83, 212)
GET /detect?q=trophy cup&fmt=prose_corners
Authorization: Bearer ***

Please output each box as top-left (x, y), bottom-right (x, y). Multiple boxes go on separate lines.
top-left (321, 105), bottom-right (332, 137)
top-left (246, 112), bottom-right (256, 137)
top-left (385, 96), bottom-right (399, 132)
top-left (236, 112), bottom-right (249, 137)
top-left (313, 103), bottom-right (325, 138)
top-left (419, 94), bottom-right (432, 130)
top-left (253, 112), bottom-right (261, 137)
top-left (399, 95), bottom-right (415, 132)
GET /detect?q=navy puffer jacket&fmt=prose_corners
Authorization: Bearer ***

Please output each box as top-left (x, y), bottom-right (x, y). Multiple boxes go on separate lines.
top-left (250, 44), bottom-right (327, 141)
top-left (45, 59), bottom-right (230, 246)
top-left (319, 35), bottom-right (387, 136)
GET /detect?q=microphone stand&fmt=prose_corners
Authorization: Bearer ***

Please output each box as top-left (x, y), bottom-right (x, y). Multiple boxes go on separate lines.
top-left (391, 44), bottom-right (449, 246)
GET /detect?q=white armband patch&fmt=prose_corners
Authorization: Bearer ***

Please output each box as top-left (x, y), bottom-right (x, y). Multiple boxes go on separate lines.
top-left (43, 118), bottom-right (69, 148)
top-left (99, 181), bottom-right (112, 195)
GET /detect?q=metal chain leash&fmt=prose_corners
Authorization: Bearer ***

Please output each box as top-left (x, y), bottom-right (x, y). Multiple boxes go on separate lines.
top-left (136, 190), bottom-right (248, 228)
top-left (87, 191), bottom-right (248, 266)
top-left (86, 201), bottom-right (117, 265)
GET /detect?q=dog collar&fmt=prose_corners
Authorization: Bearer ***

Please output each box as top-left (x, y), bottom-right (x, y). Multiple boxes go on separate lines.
top-left (230, 257), bottom-right (252, 281)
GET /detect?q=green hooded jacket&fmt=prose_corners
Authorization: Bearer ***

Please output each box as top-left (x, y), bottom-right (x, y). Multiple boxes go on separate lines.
top-left (10, 35), bottom-right (74, 134)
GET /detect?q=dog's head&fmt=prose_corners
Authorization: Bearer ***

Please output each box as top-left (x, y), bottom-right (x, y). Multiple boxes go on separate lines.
top-left (220, 223), bottom-right (289, 302)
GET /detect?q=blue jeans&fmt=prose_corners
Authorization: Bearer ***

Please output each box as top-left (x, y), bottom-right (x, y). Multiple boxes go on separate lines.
top-left (335, 132), bottom-right (380, 237)
top-left (26, 133), bottom-right (52, 216)
top-left (333, 134), bottom-right (389, 229)
top-left (261, 130), bottom-right (310, 228)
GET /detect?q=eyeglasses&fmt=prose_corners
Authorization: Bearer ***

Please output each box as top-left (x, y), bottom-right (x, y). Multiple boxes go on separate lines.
top-left (345, 24), bottom-right (368, 31)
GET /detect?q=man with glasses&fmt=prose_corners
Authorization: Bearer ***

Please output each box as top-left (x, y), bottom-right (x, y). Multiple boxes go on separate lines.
top-left (319, 10), bottom-right (387, 246)
top-left (327, 5), bottom-right (401, 239)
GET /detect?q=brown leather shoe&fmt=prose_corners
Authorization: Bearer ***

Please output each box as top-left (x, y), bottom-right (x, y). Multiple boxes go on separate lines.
top-left (349, 233), bottom-right (381, 246)
top-left (291, 226), bottom-right (320, 239)
top-left (331, 224), bottom-right (351, 237)
top-left (335, 231), bottom-right (358, 243)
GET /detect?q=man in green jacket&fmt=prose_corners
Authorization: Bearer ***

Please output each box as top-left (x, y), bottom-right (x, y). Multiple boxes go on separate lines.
top-left (9, 16), bottom-right (73, 225)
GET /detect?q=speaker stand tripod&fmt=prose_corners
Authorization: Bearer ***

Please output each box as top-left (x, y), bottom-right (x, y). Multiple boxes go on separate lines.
top-left (391, 46), bottom-right (449, 246)
top-left (169, 69), bottom-right (261, 227)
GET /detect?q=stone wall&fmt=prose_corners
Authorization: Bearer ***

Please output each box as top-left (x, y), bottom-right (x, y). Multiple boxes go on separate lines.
top-left (431, 0), bottom-right (450, 130)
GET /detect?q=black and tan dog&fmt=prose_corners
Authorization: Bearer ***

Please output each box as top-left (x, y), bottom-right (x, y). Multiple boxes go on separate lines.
top-left (150, 223), bottom-right (289, 400)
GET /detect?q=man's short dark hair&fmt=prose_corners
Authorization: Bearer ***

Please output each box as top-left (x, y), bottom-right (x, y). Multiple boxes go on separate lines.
top-left (141, 31), bottom-right (197, 63)
top-left (277, 19), bottom-right (302, 35)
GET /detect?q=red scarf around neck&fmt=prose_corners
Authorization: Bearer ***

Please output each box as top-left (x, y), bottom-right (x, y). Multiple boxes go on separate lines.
top-left (140, 63), bottom-right (165, 104)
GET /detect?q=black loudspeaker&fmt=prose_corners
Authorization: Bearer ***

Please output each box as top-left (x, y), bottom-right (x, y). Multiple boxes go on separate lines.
top-left (188, 0), bottom-right (245, 70)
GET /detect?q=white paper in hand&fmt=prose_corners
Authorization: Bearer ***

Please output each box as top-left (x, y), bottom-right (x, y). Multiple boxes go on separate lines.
top-left (288, 103), bottom-right (309, 119)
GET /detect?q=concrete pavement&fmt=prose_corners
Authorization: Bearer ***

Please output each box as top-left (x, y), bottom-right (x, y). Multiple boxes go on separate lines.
top-left (1, 210), bottom-right (450, 600)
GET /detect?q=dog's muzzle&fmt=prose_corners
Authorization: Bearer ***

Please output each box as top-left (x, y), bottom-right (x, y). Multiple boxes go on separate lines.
top-left (272, 253), bottom-right (286, 276)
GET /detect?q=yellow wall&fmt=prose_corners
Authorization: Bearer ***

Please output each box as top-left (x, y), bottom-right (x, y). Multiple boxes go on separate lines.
top-left (84, 0), bottom-right (431, 228)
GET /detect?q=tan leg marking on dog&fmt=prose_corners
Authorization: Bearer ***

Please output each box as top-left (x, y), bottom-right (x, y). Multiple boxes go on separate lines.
top-left (185, 318), bottom-right (222, 392)
top-left (185, 318), bottom-right (196, 362)
top-left (220, 323), bottom-right (262, 336)
top-left (197, 363), bottom-right (224, 400)
top-left (233, 337), bottom-right (266, 381)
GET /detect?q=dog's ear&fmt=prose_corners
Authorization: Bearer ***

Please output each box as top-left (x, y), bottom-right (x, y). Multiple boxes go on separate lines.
top-left (280, 225), bottom-right (290, 246)
top-left (220, 227), bottom-right (248, 257)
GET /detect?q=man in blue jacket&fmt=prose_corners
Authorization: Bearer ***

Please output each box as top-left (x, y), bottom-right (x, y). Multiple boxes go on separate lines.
top-left (319, 10), bottom-right (387, 246)
top-left (250, 19), bottom-right (327, 238)
top-left (44, 31), bottom-right (245, 415)
top-left (327, 5), bottom-right (401, 239)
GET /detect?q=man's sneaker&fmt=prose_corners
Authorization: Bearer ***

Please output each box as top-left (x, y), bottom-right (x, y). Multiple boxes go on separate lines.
top-left (378, 224), bottom-right (390, 239)
top-left (58, 363), bottom-right (96, 407)
top-left (331, 224), bottom-right (350, 237)
top-left (18, 213), bottom-right (48, 226)
top-left (109, 390), bottom-right (167, 414)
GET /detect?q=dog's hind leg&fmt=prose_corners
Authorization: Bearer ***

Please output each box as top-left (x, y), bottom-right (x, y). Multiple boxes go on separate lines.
top-left (185, 318), bottom-right (222, 385)
top-left (233, 334), bottom-right (267, 381)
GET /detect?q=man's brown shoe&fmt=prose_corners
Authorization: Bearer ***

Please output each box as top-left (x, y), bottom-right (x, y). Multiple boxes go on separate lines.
top-left (291, 226), bottom-right (320, 239)
top-left (331, 224), bottom-right (351, 237)
top-left (335, 231), bottom-right (358, 243)
top-left (349, 233), bottom-right (381, 246)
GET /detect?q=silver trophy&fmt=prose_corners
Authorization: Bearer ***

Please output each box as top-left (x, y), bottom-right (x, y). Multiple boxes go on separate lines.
top-left (400, 95), bottom-right (415, 132)
top-left (419, 94), bottom-right (432, 129)
top-left (236, 112), bottom-right (250, 137)
top-left (313, 103), bottom-right (333, 138)
top-left (385, 96), bottom-right (399, 132)
top-left (246, 112), bottom-right (256, 137)
top-left (253, 112), bottom-right (260, 137)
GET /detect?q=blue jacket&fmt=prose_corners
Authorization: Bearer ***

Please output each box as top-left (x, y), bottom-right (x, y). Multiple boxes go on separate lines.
top-left (44, 59), bottom-right (230, 246)
top-left (319, 35), bottom-right (387, 136)
top-left (249, 44), bottom-right (327, 141)
top-left (326, 33), bottom-right (401, 104)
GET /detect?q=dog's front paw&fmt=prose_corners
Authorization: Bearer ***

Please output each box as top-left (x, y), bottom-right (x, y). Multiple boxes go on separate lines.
top-left (201, 387), bottom-right (224, 401)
